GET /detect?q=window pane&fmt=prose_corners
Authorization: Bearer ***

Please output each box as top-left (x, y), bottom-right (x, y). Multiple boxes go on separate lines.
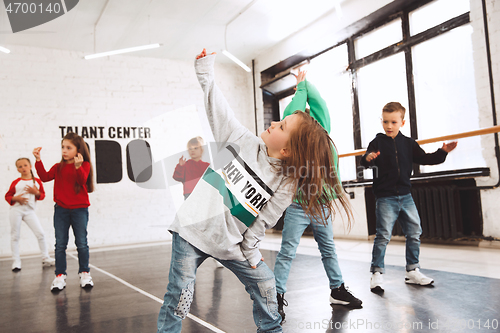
top-left (355, 18), bottom-right (402, 59)
top-left (357, 52), bottom-right (410, 179)
top-left (409, 0), bottom-right (470, 36)
top-left (412, 24), bottom-right (486, 173)
top-left (307, 44), bottom-right (357, 181)
top-left (279, 95), bottom-right (293, 120)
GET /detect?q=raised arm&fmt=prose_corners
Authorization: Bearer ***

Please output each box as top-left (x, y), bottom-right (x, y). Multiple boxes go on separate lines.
top-left (282, 81), bottom-right (307, 119)
top-left (195, 50), bottom-right (248, 143)
top-left (305, 81), bottom-right (331, 133)
top-left (75, 161), bottom-right (90, 186)
top-left (412, 141), bottom-right (449, 165)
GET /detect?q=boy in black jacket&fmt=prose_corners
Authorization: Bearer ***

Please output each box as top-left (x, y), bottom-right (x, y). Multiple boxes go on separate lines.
top-left (360, 102), bottom-right (457, 292)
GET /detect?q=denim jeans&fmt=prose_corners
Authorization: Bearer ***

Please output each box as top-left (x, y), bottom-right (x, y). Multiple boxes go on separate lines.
top-left (274, 203), bottom-right (343, 293)
top-left (371, 194), bottom-right (422, 273)
top-left (53, 204), bottom-right (90, 275)
top-left (157, 232), bottom-right (282, 333)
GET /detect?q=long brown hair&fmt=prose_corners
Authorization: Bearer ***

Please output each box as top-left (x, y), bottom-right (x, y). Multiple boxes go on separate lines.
top-left (15, 157), bottom-right (35, 186)
top-left (282, 111), bottom-right (353, 228)
top-left (59, 133), bottom-right (94, 193)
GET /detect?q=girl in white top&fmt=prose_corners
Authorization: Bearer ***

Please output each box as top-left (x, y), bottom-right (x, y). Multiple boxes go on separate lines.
top-left (5, 158), bottom-right (55, 271)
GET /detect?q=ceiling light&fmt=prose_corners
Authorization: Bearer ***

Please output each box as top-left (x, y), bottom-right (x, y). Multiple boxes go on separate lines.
top-left (84, 43), bottom-right (161, 60)
top-left (222, 50), bottom-right (251, 72)
top-left (0, 46), bottom-right (11, 54)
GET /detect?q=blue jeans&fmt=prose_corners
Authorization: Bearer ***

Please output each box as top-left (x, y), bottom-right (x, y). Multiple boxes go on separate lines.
top-left (157, 233), bottom-right (282, 333)
top-left (371, 194), bottom-right (422, 273)
top-left (274, 203), bottom-right (343, 293)
top-left (53, 204), bottom-right (90, 275)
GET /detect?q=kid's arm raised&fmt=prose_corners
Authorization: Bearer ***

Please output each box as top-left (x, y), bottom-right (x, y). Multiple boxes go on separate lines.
top-left (195, 49), bottom-right (248, 144)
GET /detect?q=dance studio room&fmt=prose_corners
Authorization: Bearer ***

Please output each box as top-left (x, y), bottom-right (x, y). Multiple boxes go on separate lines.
top-left (1, 0), bottom-right (499, 332)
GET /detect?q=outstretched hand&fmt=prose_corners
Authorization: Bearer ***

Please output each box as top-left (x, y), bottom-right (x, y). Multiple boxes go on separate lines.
top-left (179, 156), bottom-right (186, 166)
top-left (293, 69), bottom-right (307, 90)
top-left (366, 151), bottom-right (380, 162)
top-left (196, 48), bottom-right (216, 60)
top-left (442, 141), bottom-right (458, 153)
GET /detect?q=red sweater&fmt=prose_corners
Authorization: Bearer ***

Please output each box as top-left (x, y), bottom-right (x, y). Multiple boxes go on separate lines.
top-left (35, 160), bottom-right (90, 209)
top-left (172, 159), bottom-right (210, 195)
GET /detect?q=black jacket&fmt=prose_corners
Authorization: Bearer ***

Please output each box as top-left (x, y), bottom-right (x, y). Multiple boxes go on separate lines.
top-left (360, 132), bottom-right (448, 198)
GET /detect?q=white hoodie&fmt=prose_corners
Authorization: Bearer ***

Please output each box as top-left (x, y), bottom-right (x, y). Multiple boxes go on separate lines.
top-left (168, 54), bottom-right (294, 267)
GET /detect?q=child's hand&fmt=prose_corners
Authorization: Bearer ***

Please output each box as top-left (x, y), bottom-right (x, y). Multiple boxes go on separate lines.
top-left (292, 70), bottom-right (307, 90)
top-left (251, 257), bottom-right (264, 269)
top-left (179, 156), bottom-right (186, 166)
top-left (74, 153), bottom-right (84, 169)
top-left (196, 48), bottom-right (216, 60)
top-left (25, 185), bottom-right (40, 196)
top-left (442, 141), bottom-right (457, 153)
top-left (366, 151), bottom-right (380, 162)
top-left (33, 147), bottom-right (42, 161)
top-left (12, 195), bottom-right (28, 205)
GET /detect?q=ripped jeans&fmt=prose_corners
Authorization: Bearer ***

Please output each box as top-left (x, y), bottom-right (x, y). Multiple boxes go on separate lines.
top-left (157, 232), bottom-right (282, 333)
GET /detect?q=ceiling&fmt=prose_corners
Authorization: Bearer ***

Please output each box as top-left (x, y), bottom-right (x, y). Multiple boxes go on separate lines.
top-left (0, 0), bottom-right (345, 65)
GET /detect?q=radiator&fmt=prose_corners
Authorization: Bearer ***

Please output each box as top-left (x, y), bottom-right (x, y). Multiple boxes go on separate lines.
top-left (392, 185), bottom-right (462, 239)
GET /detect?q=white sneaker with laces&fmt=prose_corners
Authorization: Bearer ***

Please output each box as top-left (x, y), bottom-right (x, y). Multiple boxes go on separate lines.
top-left (42, 257), bottom-right (55, 267)
top-left (370, 272), bottom-right (384, 292)
top-left (405, 268), bottom-right (434, 285)
top-left (51, 274), bottom-right (67, 291)
top-left (79, 272), bottom-right (94, 288)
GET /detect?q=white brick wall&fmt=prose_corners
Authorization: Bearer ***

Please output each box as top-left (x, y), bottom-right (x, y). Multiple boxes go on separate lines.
top-left (0, 45), bottom-right (254, 258)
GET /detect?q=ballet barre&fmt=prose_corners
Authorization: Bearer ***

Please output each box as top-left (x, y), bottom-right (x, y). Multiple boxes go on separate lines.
top-left (338, 125), bottom-right (500, 158)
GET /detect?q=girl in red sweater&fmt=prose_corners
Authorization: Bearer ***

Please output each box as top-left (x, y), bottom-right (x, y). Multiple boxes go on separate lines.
top-left (33, 132), bottom-right (95, 291)
top-left (5, 157), bottom-right (55, 271)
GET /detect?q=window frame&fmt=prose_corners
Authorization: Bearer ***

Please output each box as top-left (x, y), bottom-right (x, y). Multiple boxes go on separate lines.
top-left (260, 0), bottom-right (490, 184)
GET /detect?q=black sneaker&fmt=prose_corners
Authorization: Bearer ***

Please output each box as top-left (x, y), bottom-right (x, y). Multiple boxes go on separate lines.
top-left (330, 283), bottom-right (362, 308)
top-left (277, 293), bottom-right (288, 323)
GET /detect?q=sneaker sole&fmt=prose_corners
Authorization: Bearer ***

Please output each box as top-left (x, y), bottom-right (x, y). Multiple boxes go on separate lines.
top-left (51, 285), bottom-right (65, 291)
top-left (330, 296), bottom-right (362, 307)
top-left (12, 268), bottom-right (21, 272)
top-left (81, 283), bottom-right (94, 288)
top-left (42, 262), bottom-right (55, 267)
top-left (405, 278), bottom-right (434, 286)
top-left (370, 285), bottom-right (384, 292)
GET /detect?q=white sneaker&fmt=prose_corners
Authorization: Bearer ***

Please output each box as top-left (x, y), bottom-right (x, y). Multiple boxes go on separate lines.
top-left (79, 272), bottom-right (94, 288)
top-left (370, 272), bottom-right (384, 292)
top-left (51, 274), bottom-right (67, 291)
top-left (12, 260), bottom-right (21, 272)
top-left (405, 268), bottom-right (434, 285)
top-left (42, 257), bottom-right (56, 267)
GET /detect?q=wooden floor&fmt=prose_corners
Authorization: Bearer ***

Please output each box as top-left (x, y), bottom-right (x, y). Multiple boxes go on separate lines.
top-left (1, 239), bottom-right (499, 333)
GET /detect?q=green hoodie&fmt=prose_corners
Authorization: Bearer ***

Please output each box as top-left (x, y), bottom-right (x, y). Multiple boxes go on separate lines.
top-left (282, 80), bottom-right (341, 202)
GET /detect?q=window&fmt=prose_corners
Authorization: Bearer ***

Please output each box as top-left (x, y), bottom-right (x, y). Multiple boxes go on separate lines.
top-left (412, 24), bottom-right (486, 172)
top-left (409, 0), bottom-right (470, 36)
top-left (355, 18), bottom-right (402, 59)
top-left (267, 0), bottom-right (485, 183)
top-left (308, 44), bottom-right (356, 181)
